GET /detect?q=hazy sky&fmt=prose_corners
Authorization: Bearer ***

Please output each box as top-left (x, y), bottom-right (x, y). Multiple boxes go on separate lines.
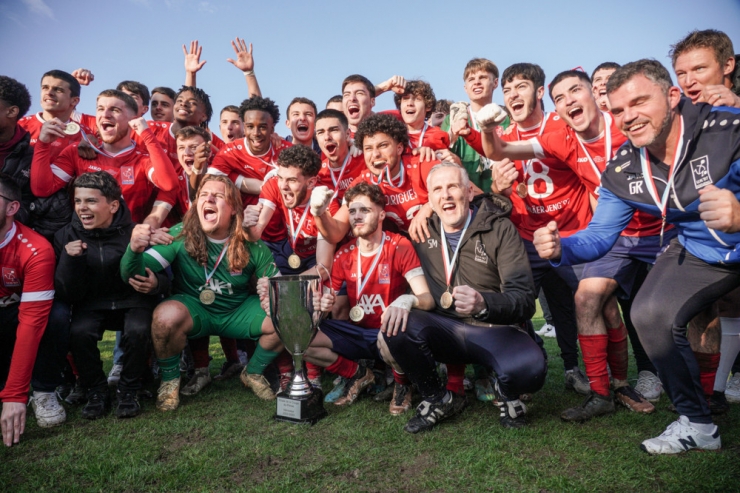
top-left (2, 0), bottom-right (740, 139)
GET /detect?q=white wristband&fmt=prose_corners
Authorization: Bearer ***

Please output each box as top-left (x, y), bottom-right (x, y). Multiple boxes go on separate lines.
top-left (243, 70), bottom-right (255, 77)
top-left (390, 294), bottom-right (418, 312)
top-left (193, 166), bottom-right (204, 175)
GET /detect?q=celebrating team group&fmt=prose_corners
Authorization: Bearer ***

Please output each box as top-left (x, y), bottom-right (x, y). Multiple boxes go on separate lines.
top-left (1, 28), bottom-right (740, 455)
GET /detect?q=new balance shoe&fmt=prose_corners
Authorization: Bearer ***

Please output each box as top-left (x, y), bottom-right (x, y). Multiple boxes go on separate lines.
top-left (213, 360), bottom-right (244, 381)
top-left (497, 398), bottom-right (527, 429)
top-left (115, 389), bottom-right (141, 418)
top-left (181, 367), bottom-right (212, 396)
top-left (635, 370), bottom-right (663, 403)
top-left (561, 391), bottom-right (615, 422)
top-left (389, 383), bottom-right (412, 415)
top-left (81, 390), bottom-right (111, 419)
top-left (241, 371), bottom-right (276, 400)
top-left (31, 391), bottom-right (66, 428)
top-left (107, 364), bottom-right (123, 386)
top-left (724, 372), bottom-right (740, 403)
top-left (324, 377), bottom-right (348, 403)
top-left (156, 379), bottom-right (181, 411)
top-left (334, 365), bottom-right (375, 406)
top-left (564, 367), bottom-right (592, 395)
top-left (615, 385), bottom-right (655, 414)
top-left (640, 416), bottom-right (721, 454)
top-left (536, 323), bottom-right (556, 338)
top-left (404, 391), bottom-right (466, 434)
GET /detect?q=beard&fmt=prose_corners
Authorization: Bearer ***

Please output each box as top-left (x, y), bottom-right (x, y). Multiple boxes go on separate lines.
top-left (352, 216), bottom-right (380, 239)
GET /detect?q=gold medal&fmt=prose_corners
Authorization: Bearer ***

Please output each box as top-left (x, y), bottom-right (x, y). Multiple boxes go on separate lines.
top-left (288, 253), bottom-right (301, 269)
top-left (516, 182), bottom-right (528, 198)
top-left (63, 122), bottom-right (80, 135)
top-left (199, 288), bottom-right (216, 305)
top-left (440, 291), bottom-right (453, 309)
top-left (349, 306), bottom-right (364, 322)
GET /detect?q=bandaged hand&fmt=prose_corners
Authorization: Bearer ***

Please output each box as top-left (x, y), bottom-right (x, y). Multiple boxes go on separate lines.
top-left (475, 103), bottom-right (507, 132)
top-left (310, 186), bottom-right (334, 216)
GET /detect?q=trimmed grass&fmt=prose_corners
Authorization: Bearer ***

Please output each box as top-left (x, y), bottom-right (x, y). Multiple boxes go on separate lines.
top-left (3, 307), bottom-right (739, 492)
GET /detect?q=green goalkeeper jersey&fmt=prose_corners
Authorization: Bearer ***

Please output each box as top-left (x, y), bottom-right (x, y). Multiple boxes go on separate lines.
top-left (120, 223), bottom-right (275, 313)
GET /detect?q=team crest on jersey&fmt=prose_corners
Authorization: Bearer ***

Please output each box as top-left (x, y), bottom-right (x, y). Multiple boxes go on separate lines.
top-left (121, 166), bottom-right (135, 185)
top-left (689, 156), bottom-right (712, 189)
top-left (474, 240), bottom-right (488, 264)
top-left (2, 267), bottom-right (20, 288)
top-left (378, 264), bottom-right (390, 284)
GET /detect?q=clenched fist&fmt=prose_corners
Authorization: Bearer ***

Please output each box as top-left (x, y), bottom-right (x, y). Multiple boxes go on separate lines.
top-left (475, 103), bottom-right (507, 132)
top-left (533, 221), bottom-right (561, 260)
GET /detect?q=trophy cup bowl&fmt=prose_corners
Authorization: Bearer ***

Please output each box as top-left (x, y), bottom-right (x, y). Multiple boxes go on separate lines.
top-left (268, 275), bottom-right (327, 424)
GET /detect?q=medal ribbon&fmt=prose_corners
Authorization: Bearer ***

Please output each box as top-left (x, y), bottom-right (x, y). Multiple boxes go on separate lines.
top-left (413, 122), bottom-right (428, 149)
top-left (639, 116), bottom-right (685, 222)
top-left (203, 241), bottom-right (229, 287)
top-left (329, 152), bottom-right (351, 200)
top-left (575, 112), bottom-right (613, 181)
top-left (288, 203), bottom-right (311, 251)
top-left (355, 234), bottom-right (386, 302)
top-left (375, 160), bottom-right (405, 188)
top-left (440, 211), bottom-right (472, 288)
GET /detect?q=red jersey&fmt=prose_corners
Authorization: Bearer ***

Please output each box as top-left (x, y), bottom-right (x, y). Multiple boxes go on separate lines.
top-left (0, 222), bottom-right (55, 404)
top-left (18, 112), bottom-right (96, 161)
top-left (331, 231), bottom-right (423, 329)
top-left (260, 177), bottom-right (340, 258)
top-left (30, 129), bottom-right (180, 224)
top-left (408, 123), bottom-right (450, 151)
top-left (533, 112), bottom-right (663, 237)
top-left (71, 111), bottom-right (98, 137)
top-left (317, 153), bottom-right (367, 202)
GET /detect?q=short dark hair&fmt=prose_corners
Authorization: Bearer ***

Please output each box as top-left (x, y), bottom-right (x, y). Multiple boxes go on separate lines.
top-left (344, 182), bottom-right (386, 209)
top-left (239, 96), bottom-right (280, 125)
top-left (316, 109), bottom-right (349, 129)
top-left (72, 171), bottom-right (122, 203)
top-left (502, 63), bottom-right (546, 90)
top-left (393, 80), bottom-right (436, 118)
top-left (0, 76), bottom-right (32, 119)
top-left (0, 172), bottom-right (21, 203)
top-left (606, 59), bottom-right (673, 96)
top-left (175, 125), bottom-right (211, 143)
top-left (287, 97), bottom-right (317, 116)
top-left (342, 75), bottom-right (376, 98)
top-left (670, 29), bottom-right (735, 68)
top-left (220, 105), bottom-right (241, 118)
top-left (548, 70), bottom-right (591, 101)
top-left (176, 85), bottom-right (213, 125)
top-left (116, 80), bottom-right (150, 107)
top-left (326, 95), bottom-right (343, 107)
top-left (97, 89), bottom-right (138, 115)
top-left (354, 113), bottom-right (409, 150)
top-left (277, 144), bottom-right (321, 178)
top-left (41, 70), bottom-right (81, 98)
top-left (591, 62), bottom-right (621, 80)
top-left (463, 58), bottom-right (499, 80)
top-left (151, 86), bottom-right (176, 101)
top-left (434, 99), bottom-right (452, 114)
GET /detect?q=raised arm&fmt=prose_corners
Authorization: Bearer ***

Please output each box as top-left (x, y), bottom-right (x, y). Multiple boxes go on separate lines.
top-left (226, 37), bottom-right (262, 98)
top-left (183, 40), bottom-right (207, 87)
top-left (477, 103), bottom-right (537, 162)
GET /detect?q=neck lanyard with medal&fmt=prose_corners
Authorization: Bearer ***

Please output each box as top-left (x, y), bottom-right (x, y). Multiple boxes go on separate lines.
top-left (200, 241), bottom-right (229, 304)
top-left (412, 122), bottom-right (428, 149)
top-left (575, 112), bottom-right (613, 194)
top-left (639, 116), bottom-right (685, 247)
top-left (439, 211), bottom-right (472, 309)
top-left (515, 112), bottom-right (549, 198)
top-left (329, 152), bottom-right (351, 200)
top-left (348, 234), bottom-right (387, 322)
top-left (287, 204), bottom-right (310, 269)
top-left (376, 161), bottom-right (405, 188)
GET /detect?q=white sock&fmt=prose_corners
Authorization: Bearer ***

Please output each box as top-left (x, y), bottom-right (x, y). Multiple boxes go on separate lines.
top-left (714, 317), bottom-right (740, 392)
top-left (688, 420), bottom-right (717, 435)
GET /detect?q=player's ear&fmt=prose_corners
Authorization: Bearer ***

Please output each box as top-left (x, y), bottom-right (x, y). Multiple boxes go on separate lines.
top-left (109, 199), bottom-right (120, 215)
top-left (536, 86), bottom-right (545, 101)
top-left (668, 86), bottom-right (682, 109)
top-left (378, 209), bottom-right (386, 222)
top-left (307, 176), bottom-right (318, 188)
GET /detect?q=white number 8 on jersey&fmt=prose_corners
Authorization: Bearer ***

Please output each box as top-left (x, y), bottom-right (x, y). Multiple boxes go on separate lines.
top-left (525, 160), bottom-right (553, 199)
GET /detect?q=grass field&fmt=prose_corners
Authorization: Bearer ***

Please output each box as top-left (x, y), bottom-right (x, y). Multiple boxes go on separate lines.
top-left (2, 307), bottom-right (739, 492)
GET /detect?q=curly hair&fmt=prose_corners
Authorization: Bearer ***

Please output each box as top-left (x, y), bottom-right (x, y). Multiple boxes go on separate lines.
top-left (178, 175), bottom-right (251, 271)
top-left (344, 182), bottom-right (386, 209)
top-left (277, 144), bottom-right (321, 178)
top-left (394, 80), bottom-right (436, 118)
top-left (176, 85), bottom-right (213, 125)
top-left (354, 113), bottom-right (409, 149)
top-left (239, 96), bottom-right (280, 125)
top-left (0, 76), bottom-right (32, 118)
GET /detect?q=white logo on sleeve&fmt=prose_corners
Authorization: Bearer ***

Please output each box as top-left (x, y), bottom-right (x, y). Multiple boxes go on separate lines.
top-left (689, 156), bottom-right (712, 189)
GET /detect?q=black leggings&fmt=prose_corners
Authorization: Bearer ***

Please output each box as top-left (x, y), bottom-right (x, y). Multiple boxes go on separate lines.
top-left (631, 239), bottom-right (740, 424)
top-left (383, 310), bottom-right (547, 401)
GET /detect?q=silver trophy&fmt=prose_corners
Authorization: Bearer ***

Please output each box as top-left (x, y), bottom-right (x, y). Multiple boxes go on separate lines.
top-left (268, 274), bottom-right (328, 424)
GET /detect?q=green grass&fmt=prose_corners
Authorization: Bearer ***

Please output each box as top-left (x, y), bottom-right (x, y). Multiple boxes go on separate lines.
top-left (3, 306), bottom-right (739, 492)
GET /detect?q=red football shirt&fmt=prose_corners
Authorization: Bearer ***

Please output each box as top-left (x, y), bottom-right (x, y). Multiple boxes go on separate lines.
top-left (317, 153), bottom-right (367, 202)
top-left (18, 112), bottom-right (96, 161)
top-left (331, 231), bottom-right (423, 329)
top-left (408, 123), bottom-right (450, 151)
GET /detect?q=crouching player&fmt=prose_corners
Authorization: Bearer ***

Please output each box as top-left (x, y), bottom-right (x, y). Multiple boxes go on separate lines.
top-left (120, 175), bottom-right (284, 411)
top-left (305, 183), bottom-right (434, 413)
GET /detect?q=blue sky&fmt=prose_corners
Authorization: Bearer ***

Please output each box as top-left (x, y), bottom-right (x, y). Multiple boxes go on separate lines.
top-left (2, 0), bottom-right (740, 139)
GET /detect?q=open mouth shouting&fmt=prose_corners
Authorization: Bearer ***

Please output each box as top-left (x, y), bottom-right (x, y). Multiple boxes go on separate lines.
top-left (346, 103), bottom-right (360, 120)
top-left (510, 99), bottom-right (526, 116)
top-left (567, 105), bottom-right (586, 126)
top-left (79, 213), bottom-right (95, 226)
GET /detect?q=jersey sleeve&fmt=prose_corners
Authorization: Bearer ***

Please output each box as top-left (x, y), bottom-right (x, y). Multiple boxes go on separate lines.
top-left (30, 142), bottom-right (76, 197)
top-left (248, 240), bottom-right (277, 278)
top-left (120, 228), bottom-right (182, 281)
top-left (140, 128), bottom-right (180, 192)
top-left (532, 129), bottom-right (574, 164)
top-left (330, 251), bottom-right (348, 292)
top-left (394, 237), bottom-right (423, 280)
top-left (462, 128), bottom-right (485, 155)
top-left (207, 150), bottom-right (237, 179)
top-left (259, 177), bottom-right (280, 211)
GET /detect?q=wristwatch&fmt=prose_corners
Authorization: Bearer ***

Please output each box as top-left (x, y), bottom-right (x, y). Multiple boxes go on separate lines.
top-left (473, 302), bottom-right (489, 320)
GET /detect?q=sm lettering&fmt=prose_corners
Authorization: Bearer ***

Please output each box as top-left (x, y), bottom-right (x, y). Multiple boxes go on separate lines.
top-left (629, 181), bottom-right (643, 195)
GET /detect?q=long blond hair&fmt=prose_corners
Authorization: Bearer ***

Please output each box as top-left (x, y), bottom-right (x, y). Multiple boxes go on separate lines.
top-left (178, 175), bottom-right (251, 271)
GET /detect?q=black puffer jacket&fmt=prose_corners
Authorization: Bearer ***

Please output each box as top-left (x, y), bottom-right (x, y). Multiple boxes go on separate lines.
top-left (53, 199), bottom-right (169, 311)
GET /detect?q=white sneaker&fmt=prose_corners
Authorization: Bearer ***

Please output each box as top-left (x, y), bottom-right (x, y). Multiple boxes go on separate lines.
top-left (725, 373), bottom-right (740, 403)
top-left (640, 416), bottom-right (721, 454)
top-left (635, 370), bottom-right (664, 403)
top-left (107, 364), bottom-right (123, 386)
top-left (31, 391), bottom-right (67, 428)
top-left (536, 324), bottom-right (556, 338)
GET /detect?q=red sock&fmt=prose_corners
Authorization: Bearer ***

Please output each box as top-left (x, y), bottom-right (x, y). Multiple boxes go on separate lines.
top-left (694, 351), bottom-right (721, 397)
top-left (189, 337), bottom-right (210, 369)
top-left (306, 362), bottom-right (323, 381)
top-left (606, 323), bottom-right (629, 382)
top-left (326, 355), bottom-right (359, 379)
top-left (275, 350), bottom-right (294, 375)
top-left (446, 363), bottom-right (466, 395)
top-left (219, 337), bottom-right (240, 363)
top-left (579, 334), bottom-right (609, 396)
top-left (67, 353), bottom-right (79, 377)
top-left (392, 369), bottom-right (410, 385)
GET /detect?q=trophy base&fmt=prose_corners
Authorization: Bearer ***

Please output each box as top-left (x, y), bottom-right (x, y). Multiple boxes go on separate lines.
top-left (273, 389), bottom-right (327, 425)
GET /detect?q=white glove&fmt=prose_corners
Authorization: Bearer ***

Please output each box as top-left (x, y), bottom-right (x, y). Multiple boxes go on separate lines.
top-left (449, 102), bottom-right (469, 123)
top-left (390, 294), bottom-right (418, 312)
top-left (310, 185), bottom-right (334, 216)
top-left (475, 103), bottom-right (507, 132)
